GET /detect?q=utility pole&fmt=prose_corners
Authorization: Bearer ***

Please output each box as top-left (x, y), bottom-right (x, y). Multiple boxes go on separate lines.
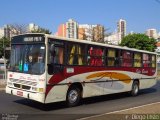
top-left (3, 38), bottom-right (6, 81)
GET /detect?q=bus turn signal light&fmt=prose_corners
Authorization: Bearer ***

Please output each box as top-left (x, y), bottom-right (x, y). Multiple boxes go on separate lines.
top-left (39, 88), bottom-right (44, 92)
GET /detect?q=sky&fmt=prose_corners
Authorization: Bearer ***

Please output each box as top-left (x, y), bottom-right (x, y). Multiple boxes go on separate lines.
top-left (0, 0), bottom-right (160, 34)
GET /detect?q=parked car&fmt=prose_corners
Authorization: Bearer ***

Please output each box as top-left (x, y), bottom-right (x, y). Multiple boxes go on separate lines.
top-left (0, 63), bottom-right (5, 71)
top-left (0, 58), bottom-right (6, 71)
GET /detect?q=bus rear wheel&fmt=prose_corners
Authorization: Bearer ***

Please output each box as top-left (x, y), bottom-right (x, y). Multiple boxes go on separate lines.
top-left (66, 87), bottom-right (81, 107)
top-left (131, 81), bottom-right (139, 96)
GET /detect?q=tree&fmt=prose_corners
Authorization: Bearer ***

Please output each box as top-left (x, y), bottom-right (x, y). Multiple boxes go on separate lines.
top-left (0, 37), bottom-right (10, 59)
top-left (9, 24), bottom-right (28, 34)
top-left (31, 27), bottom-right (52, 34)
top-left (120, 33), bottom-right (157, 52)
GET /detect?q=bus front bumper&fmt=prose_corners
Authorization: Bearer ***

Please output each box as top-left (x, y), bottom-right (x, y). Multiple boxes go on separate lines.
top-left (6, 86), bottom-right (45, 103)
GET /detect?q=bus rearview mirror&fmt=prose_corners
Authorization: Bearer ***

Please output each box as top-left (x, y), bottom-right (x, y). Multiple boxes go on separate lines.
top-left (50, 44), bottom-right (55, 53)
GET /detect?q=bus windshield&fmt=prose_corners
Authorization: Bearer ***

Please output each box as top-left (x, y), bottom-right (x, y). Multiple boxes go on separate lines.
top-left (9, 44), bottom-right (45, 75)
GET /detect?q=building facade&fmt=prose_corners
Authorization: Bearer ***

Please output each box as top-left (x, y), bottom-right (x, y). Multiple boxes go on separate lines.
top-left (78, 24), bottom-right (96, 41)
top-left (0, 27), bottom-right (4, 38)
top-left (104, 32), bottom-right (121, 45)
top-left (78, 27), bottom-right (85, 40)
top-left (57, 24), bottom-right (66, 37)
top-left (117, 19), bottom-right (126, 39)
top-left (28, 23), bottom-right (39, 32)
top-left (145, 29), bottom-right (158, 39)
top-left (66, 19), bottom-right (78, 39)
top-left (93, 24), bottom-right (105, 43)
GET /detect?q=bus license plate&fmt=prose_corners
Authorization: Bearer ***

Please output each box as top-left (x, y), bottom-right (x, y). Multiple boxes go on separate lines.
top-left (17, 91), bottom-right (23, 96)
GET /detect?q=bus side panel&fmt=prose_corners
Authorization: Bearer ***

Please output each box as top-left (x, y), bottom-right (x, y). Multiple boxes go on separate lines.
top-left (45, 70), bottom-right (157, 103)
top-left (45, 84), bottom-right (68, 103)
top-left (139, 69), bottom-right (157, 89)
top-left (139, 78), bottom-right (157, 89)
top-left (82, 71), bottom-right (133, 98)
top-left (82, 70), bottom-right (157, 98)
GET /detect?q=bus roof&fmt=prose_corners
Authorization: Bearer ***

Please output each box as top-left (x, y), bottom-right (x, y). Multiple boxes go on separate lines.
top-left (13, 33), bottom-right (157, 55)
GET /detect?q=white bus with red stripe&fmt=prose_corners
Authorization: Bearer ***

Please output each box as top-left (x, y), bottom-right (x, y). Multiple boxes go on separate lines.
top-left (6, 33), bottom-right (157, 107)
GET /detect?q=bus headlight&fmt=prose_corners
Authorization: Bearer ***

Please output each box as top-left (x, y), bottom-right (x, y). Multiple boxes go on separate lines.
top-left (7, 82), bottom-right (13, 86)
top-left (32, 87), bottom-right (37, 91)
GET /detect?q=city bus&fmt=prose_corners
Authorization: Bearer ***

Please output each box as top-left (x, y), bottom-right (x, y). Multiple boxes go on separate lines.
top-left (6, 33), bottom-right (157, 107)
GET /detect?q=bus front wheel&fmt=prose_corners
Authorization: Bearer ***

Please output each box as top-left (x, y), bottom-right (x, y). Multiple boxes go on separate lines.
top-left (66, 87), bottom-right (81, 107)
top-left (131, 81), bottom-right (139, 96)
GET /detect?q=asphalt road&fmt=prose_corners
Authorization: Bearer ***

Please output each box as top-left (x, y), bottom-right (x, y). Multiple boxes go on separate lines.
top-left (0, 81), bottom-right (160, 120)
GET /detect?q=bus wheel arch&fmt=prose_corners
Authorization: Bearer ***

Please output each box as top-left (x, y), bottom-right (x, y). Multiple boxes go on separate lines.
top-left (131, 79), bottom-right (140, 96)
top-left (66, 83), bottom-right (83, 107)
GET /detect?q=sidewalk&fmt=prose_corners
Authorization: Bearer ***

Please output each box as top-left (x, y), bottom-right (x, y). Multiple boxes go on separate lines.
top-left (0, 84), bottom-right (6, 91)
top-left (0, 79), bottom-right (6, 91)
top-left (80, 102), bottom-right (160, 120)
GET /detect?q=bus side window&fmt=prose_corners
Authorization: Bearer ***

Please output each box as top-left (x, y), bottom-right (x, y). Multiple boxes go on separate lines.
top-left (54, 47), bottom-right (64, 64)
top-left (134, 53), bottom-right (142, 67)
top-left (67, 44), bottom-right (85, 65)
top-left (151, 55), bottom-right (156, 68)
top-left (87, 46), bottom-right (104, 66)
top-left (121, 51), bottom-right (132, 67)
top-left (107, 49), bottom-right (115, 67)
top-left (143, 54), bottom-right (149, 67)
top-left (49, 44), bottom-right (64, 65)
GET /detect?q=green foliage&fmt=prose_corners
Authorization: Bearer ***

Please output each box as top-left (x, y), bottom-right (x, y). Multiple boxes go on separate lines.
top-left (0, 37), bottom-right (10, 59)
top-left (31, 27), bottom-right (52, 34)
top-left (120, 33), bottom-right (157, 52)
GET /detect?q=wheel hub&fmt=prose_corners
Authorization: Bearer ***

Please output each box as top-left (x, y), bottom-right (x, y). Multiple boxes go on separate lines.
top-left (68, 90), bottom-right (78, 103)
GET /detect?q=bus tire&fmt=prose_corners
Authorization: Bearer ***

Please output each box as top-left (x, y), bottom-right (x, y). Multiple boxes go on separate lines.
top-left (131, 81), bottom-right (139, 96)
top-left (66, 86), bottom-right (81, 107)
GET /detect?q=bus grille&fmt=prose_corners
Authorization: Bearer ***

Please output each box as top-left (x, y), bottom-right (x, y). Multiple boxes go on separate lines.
top-left (13, 83), bottom-right (31, 90)
top-left (10, 78), bottom-right (37, 86)
top-left (14, 83), bottom-right (20, 88)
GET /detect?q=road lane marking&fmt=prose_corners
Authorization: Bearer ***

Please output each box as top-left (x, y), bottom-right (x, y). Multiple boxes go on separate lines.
top-left (78, 101), bottom-right (160, 120)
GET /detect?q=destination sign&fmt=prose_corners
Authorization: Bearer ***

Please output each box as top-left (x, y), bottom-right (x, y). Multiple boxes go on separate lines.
top-left (11, 34), bottom-right (45, 44)
top-left (24, 37), bottom-right (43, 42)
